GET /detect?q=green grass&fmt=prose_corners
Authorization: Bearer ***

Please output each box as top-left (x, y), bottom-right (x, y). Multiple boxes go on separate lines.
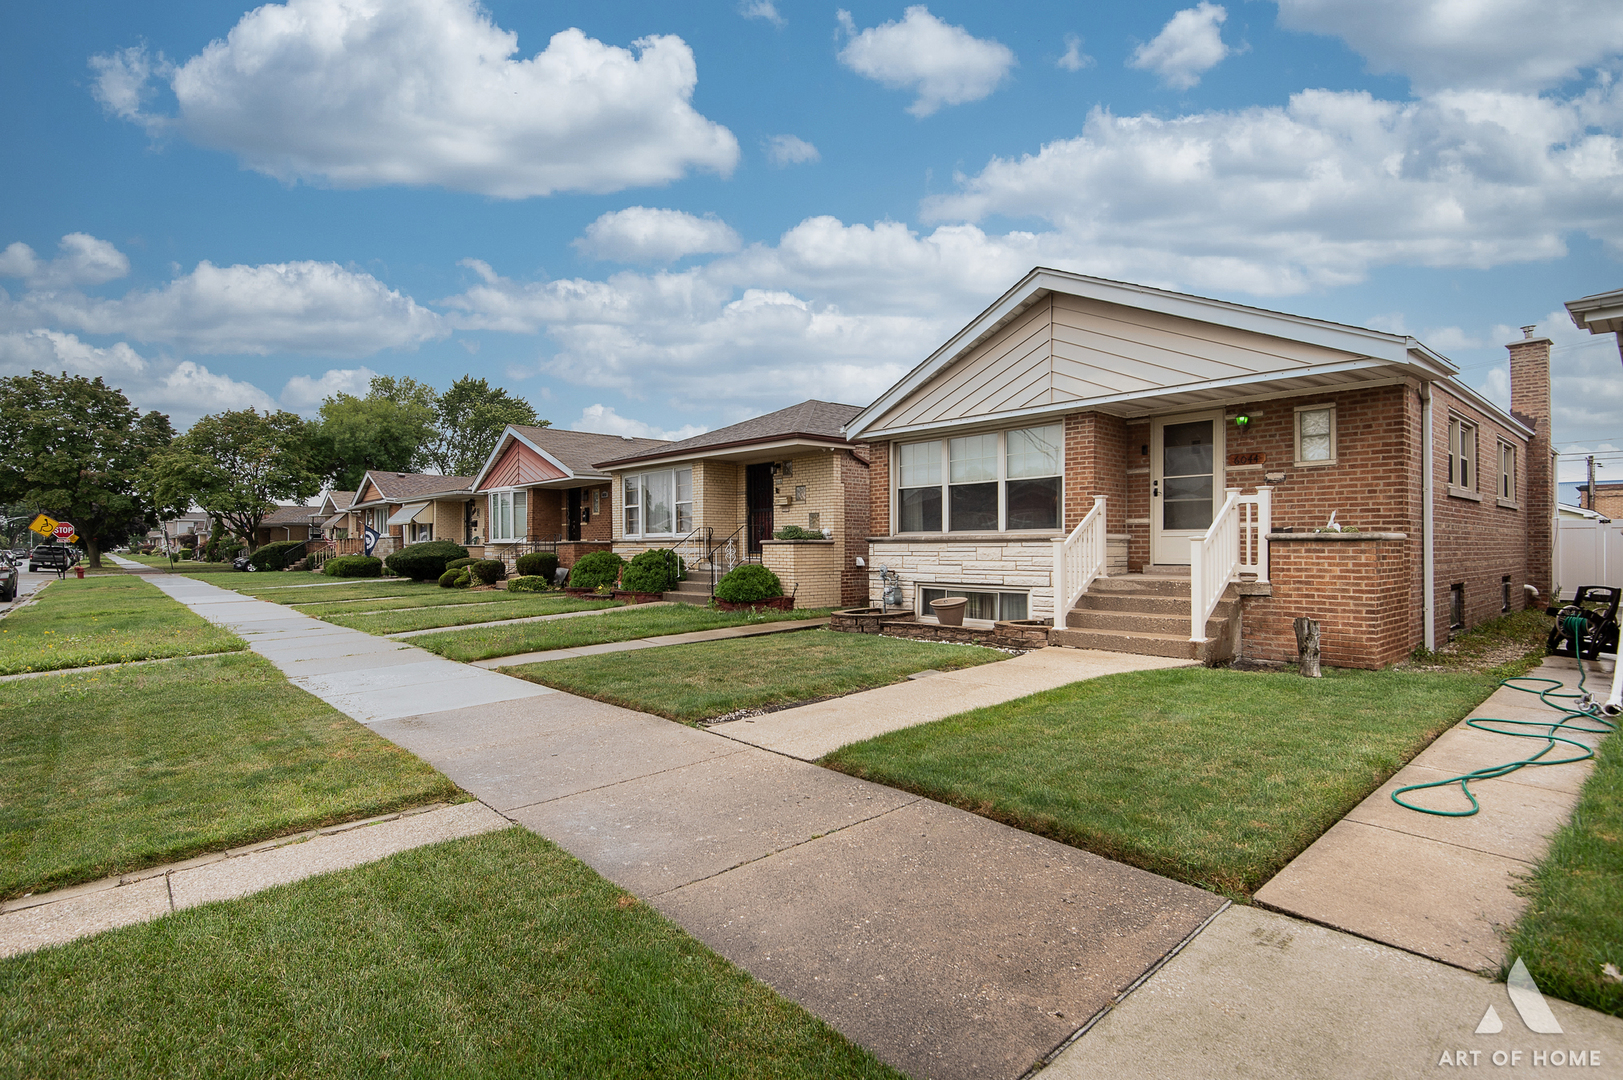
top-left (1505, 709), bottom-right (1623, 1018)
top-left (822, 665), bottom-right (1507, 898)
top-left (122, 553), bottom-right (233, 572)
top-left (0, 653), bottom-right (461, 899)
top-left (319, 594), bottom-right (621, 635)
top-left (507, 628), bottom-right (1006, 723)
top-left (290, 588), bottom-right (575, 614)
top-left (0, 575), bottom-right (245, 676)
top-left (415, 603), bottom-right (834, 662)
top-left (0, 829), bottom-right (900, 1080)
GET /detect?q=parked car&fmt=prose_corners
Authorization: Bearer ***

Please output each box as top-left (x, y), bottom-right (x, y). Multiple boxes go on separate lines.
top-left (28, 544), bottom-right (78, 572)
top-left (0, 554), bottom-right (17, 601)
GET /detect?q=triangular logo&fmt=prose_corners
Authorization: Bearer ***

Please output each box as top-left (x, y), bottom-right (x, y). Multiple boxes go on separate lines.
top-left (1474, 1004), bottom-right (1503, 1034)
top-left (1506, 957), bottom-right (1563, 1034)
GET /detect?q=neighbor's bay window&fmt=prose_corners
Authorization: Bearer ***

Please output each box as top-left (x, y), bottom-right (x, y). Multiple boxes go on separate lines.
top-left (623, 467), bottom-right (693, 538)
top-left (488, 490), bottom-right (527, 542)
top-left (896, 424), bottom-right (1062, 532)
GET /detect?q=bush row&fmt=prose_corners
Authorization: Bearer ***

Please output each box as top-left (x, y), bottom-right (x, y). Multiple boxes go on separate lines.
top-left (323, 555), bottom-right (382, 578)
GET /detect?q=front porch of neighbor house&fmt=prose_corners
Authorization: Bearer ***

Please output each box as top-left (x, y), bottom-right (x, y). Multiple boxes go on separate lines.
top-left (849, 269), bottom-right (1552, 669)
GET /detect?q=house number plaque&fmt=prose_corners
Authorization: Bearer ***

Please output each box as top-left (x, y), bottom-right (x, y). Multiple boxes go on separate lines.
top-left (1227, 452), bottom-right (1266, 466)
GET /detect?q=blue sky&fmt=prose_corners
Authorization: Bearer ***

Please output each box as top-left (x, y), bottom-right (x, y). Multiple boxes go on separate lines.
top-left (3, 0), bottom-right (1621, 487)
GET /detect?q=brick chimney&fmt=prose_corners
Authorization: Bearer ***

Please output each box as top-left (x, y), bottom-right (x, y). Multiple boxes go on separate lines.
top-left (1507, 325), bottom-right (1554, 596)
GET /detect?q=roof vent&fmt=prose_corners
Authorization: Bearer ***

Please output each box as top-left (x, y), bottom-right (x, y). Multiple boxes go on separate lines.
top-left (622, 435), bottom-right (634, 440)
top-left (1521, 325), bottom-right (1537, 338)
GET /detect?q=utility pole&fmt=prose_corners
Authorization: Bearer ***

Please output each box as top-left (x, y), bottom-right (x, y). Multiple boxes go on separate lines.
top-left (1588, 454), bottom-right (1598, 510)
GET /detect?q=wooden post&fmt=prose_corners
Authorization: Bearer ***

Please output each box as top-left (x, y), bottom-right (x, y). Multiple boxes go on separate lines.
top-left (1294, 617), bottom-right (1322, 677)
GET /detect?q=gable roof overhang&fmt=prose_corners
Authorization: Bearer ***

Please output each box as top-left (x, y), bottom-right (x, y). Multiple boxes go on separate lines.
top-left (596, 434), bottom-right (849, 471)
top-left (845, 267), bottom-right (1526, 441)
top-left (471, 426), bottom-right (584, 491)
top-left (1566, 287), bottom-right (1623, 337)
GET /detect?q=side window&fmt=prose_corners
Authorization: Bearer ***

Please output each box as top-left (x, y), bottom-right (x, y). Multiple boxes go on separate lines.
top-left (1294, 405), bottom-right (1335, 465)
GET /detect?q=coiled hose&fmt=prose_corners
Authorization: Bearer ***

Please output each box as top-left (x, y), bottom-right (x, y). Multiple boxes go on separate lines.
top-left (1392, 617), bottom-right (1619, 817)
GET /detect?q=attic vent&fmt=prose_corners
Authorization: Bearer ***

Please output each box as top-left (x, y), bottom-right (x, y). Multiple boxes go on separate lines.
top-left (622, 435), bottom-right (634, 440)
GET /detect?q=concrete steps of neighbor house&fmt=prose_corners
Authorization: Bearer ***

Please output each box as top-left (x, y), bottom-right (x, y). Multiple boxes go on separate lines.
top-left (1065, 607), bottom-right (1232, 638)
top-left (1051, 571), bottom-right (1236, 664)
top-left (663, 577), bottom-right (714, 606)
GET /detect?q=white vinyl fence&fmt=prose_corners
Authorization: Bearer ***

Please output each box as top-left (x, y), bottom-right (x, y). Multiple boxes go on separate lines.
top-left (1555, 517), bottom-right (1623, 597)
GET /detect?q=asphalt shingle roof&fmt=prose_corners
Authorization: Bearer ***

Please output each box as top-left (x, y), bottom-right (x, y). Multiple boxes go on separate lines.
top-left (357, 472), bottom-right (475, 502)
top-left (504, 426), bottom-right (670, 474)
top-left (592, 400), bottom-right (863, 467)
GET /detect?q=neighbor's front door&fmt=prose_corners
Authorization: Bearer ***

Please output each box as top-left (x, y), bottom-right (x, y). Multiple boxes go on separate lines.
top-left (1150, 411), bottom-right (1223, 565)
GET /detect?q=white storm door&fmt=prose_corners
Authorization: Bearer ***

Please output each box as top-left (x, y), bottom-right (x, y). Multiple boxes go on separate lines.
top-left (1150, 412), bottom-right (1223, 564)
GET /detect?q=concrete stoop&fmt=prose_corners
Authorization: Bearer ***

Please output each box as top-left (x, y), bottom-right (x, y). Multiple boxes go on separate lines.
top-left (1050, 573), bottom-right (1237, 663)
top-left (661, 576), bottom-right (714, 606)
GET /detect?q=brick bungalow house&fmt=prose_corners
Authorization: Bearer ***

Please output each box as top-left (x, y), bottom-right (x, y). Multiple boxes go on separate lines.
top-left (845, 268), bottom-right (1556, 668)
top-left (253, 504), bottom-right (323, 548)
top-left (1574, 482), bottom-right (1623, 519)
top-left (594, 400), bottom-right (874, 607)
top-left (336, 471), bottom-right (476, 557)
top-left (470, 426), bottom-right (669, 570)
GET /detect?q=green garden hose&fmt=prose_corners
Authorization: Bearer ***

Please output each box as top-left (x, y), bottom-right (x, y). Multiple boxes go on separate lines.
top-left (1391, 617), bottom-right (1619, 817)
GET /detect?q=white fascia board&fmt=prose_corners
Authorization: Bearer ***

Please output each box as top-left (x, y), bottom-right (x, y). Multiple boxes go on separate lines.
top-left (1565, 287), bottom-right (1623, 334)
top-left (1436, 376), bottom-right (1535, 439)
top-left (847, 267), bottom-right (1426, 440)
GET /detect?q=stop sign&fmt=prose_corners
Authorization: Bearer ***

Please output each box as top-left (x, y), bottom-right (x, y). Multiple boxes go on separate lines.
top-left (53, 522), bottom-right (74, 539)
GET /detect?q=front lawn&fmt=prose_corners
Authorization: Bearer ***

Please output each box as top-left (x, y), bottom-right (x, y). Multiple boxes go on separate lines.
top-left (320, 594), bottom-right (620, 635)
top-left (0, 575), bottom-right (245, 676)
top-left (0, 829), bottom-right (899, 1080)
top-left (290, 589), bottom-right (574, 614)
top-left (507, 628), bottom-right (1006, 723)
top-left (0, 653), bottom-right (460, 899)
top-left (822, 665), bottom-right (1507, 898)
top-left (1506, 710), bottom-right (1623, 1018)
top-left (415, 603), bottom-right (833, 662)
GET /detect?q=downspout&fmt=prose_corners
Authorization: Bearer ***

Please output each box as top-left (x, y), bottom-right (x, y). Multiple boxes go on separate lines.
top-left (1420, 380), bottom-right (1436, 652)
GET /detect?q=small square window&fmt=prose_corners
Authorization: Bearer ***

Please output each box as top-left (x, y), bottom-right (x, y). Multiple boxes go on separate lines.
top-left (1294, 405), bottom-right (1336, 465)
top-left (808, 512), bottom-right (820, 529)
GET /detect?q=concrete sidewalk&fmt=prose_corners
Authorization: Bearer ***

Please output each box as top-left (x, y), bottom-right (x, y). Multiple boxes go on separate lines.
top-left (1255, 657), bottom-right (1609, 972)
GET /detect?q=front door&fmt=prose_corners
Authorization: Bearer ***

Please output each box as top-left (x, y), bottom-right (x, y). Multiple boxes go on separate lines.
top-left (1150, 411), bottom-right (1223, 565)
top-left (745, 463), bottom-right (774, 555)
top-left (567, 489), bottom-right (582, 542)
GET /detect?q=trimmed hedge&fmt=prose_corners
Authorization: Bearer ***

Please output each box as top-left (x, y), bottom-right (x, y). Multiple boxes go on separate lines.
top-left (470, 559), bottom-right (506, 585)
top-left (323, 555), bottom-right (383, 578)
top-left (714, 563), bottom-right (783, 603)
top-left (515, 551), bottom-right (559, 580)
top-left (620, 549), bottom-right (679, 594)
top-left (567, 551), bottom-right (625, 589)
top-left (437, 568), bottom-right (461, 588)
top-left (248, 540), bottom-right (306, 571)
top-left (506, 575), bottom-right (551, 593)
top-left (444, 557), bottom-right (477, 572)
top-left (385, 540), bottom-right (469, 581)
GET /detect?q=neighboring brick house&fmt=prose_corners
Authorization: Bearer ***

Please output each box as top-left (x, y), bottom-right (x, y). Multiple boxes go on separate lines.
top-left (340, 471), bottom-right (476, 558)
top-left (1574, 482), bottom-right (1623, 519)
top-left (253, 504), bottom-right (323, 548)
top-left (846, 268), bottom-right (1556, 668)
top-left (470, 426), bottom-right (669, 569)
top-left (316, 490), bottom-right (356, 539)
top-left (595, 401), bottom-right (874, 607)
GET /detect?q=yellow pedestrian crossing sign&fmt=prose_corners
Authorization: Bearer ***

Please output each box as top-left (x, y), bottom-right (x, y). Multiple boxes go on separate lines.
top-left (28, 514), bottom-right (58, 538)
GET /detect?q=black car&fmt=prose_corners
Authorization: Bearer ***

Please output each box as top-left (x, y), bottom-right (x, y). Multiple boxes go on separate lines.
top-left (0, 554), bottom-right (17, 601)
top-left (27, 544), bottom-right (78, 572)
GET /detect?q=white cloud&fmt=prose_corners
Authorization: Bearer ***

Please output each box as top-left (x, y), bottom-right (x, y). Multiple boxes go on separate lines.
top-left (1129, 3), bottom-right (1232, 90)
top-left (155, 360), bottom-right (278, 414)
top-left (0, 234), bottom-right (130, 290)
top-left (280, 366), bottom-right (379, 410)
top-left (836, 6), bottom-right (1016, 117)
top-left (0, 329), bottom-right (148, 379)
top-left (6, 259), bottom-right (446, 356)
top-left (90, 0), bottom-right (738, 198)
top-left (572, 404), bottom-right (707, 442)
top-left (573, 207), bottom-right (742, 264)
top-left (1276, 0), bottom-right (1623, 93)
top-left (739, 1), bottom-right (785, 28)
top-left (765, 134), bottom-right (821, 167)
top-left (922, 80), bottom-right (1623, 295)
top-left (1057, 34), bottom-right (1094, 73)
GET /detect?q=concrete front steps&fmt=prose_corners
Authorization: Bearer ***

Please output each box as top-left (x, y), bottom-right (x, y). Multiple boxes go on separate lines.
top-left (1050, 570), bottom-right (1238, 664)
top-left (662, 576), bottom-right (714, 606)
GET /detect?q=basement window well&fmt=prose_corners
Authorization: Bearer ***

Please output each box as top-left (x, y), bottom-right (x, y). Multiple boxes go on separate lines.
top-left (919, 587), bottom-right (1028, 622)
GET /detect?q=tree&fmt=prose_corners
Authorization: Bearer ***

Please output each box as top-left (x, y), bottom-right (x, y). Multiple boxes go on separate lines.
top-left (143, 409), bottom-right (322, 551)
top-left (423, 375), bottom-right (543, 476)
top-left (312, 375), bottom-right (437, 489)
top-left (0, 371), bottom-right (175, 568)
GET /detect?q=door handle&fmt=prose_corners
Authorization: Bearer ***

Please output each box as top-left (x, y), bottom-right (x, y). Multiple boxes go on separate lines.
top-left (1152, 480), bottom-right (1160, 497)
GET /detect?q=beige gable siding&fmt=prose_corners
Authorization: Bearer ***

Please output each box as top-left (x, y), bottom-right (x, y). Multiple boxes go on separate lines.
top-left (874, 292), bottom-right (1362, 431)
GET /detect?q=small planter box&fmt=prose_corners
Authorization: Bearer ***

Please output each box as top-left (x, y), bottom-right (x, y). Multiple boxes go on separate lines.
top-left (613, 590), bottom-right (666, 604)
top-left (714, 595), bottom-right (795, 613)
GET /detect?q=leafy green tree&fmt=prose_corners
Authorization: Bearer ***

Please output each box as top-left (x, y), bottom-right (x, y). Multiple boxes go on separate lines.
top-left (423, 375), bottom-right (544, 477)
top-left (0, 371), bottom-right (175, 568)
top-left (312, 375), bottom-right (438, 489)
top-left (143, 409), bottom-right (322, 552)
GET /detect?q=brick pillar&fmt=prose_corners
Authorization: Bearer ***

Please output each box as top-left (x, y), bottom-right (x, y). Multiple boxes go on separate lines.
top-left (1507, 329), bottom-right (1555, 597)
top-left (868, 441), bottom-right (890, 535)
top-left (1063, 413), bottom-right (1127, 532)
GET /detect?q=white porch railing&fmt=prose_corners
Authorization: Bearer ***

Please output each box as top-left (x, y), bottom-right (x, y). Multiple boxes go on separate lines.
top-left (1190, 487), bottom-right (1272, 641)
top-left (1053, 496), bottom-right (1107, 616)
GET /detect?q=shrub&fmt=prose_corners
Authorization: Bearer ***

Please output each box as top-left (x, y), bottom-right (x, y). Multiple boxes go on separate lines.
top-left (385, 540), bottom-right (469, 581)
top-left (437, 567), bottom-right (462, 588)
top-left (470, 558), bottom-right (506, 585)
top-left (449, 568), bottom-right (472, 589)
top-left (515, 551), bottom-right (559, 580)
top-left (506, 575), bottom-right (551, 593)
top-left (444, 557), bottom-right (477, 572)
top-left (620, 548), bottom-right (680, 594)
top-left (714, 563), bottom-right (783, 603)
top-left (248, 540), bottom-right (305, 571)
top-left (773, 525), bottom-right (826, 540)
top-left (568, 551), bottom-right (625, 589)
top-left (323, 555), bottom-right (383, 578)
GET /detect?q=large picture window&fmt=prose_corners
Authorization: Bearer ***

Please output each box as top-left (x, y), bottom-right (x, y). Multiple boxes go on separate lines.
top-left (488, 490), bottom-right (527, 542)
top-left (895, 424), bottom-right (1062, 533)
top-left (623, 467), bottom-right (694, 537)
